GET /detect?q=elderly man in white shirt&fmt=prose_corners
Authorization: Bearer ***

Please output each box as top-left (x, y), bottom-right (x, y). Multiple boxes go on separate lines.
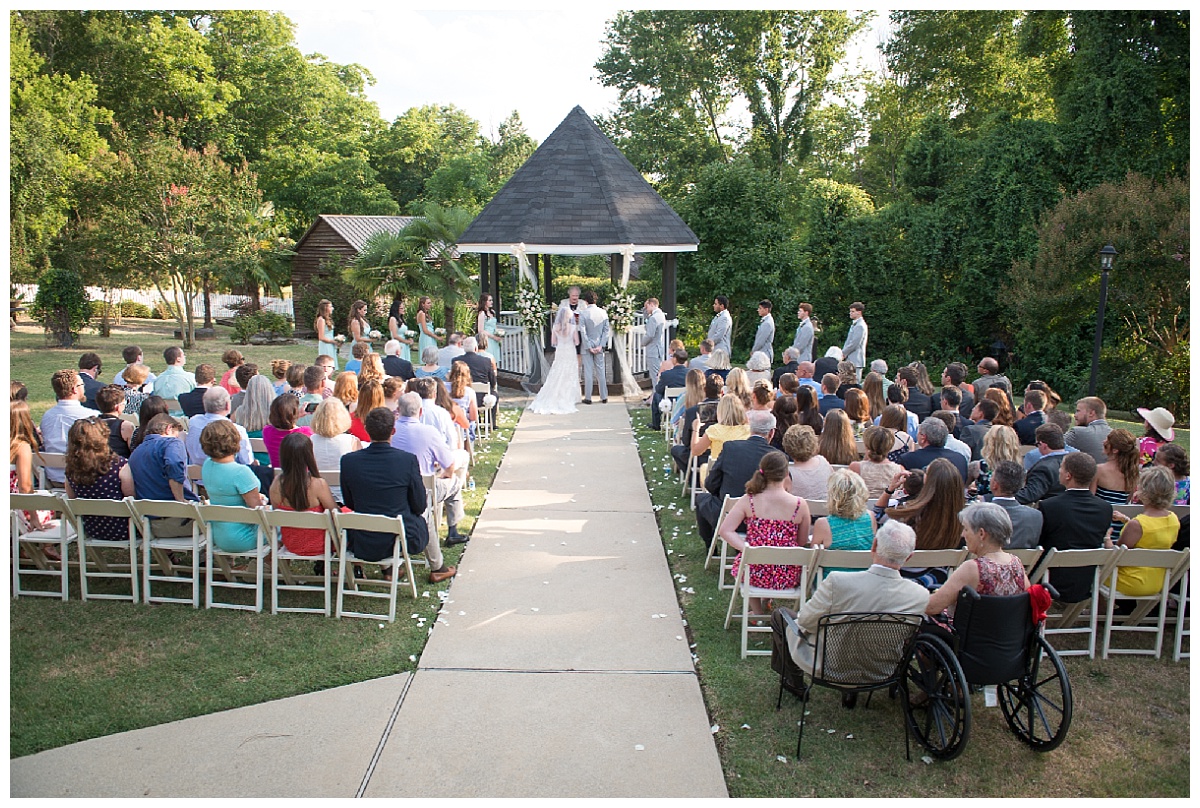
top-left (411, 377), bottom-right (471, 481)
top-left (185, 386), bottom-right (252, 466)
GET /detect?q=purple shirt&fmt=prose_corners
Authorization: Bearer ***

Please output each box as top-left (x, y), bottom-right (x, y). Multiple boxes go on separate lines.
top-left (390, 416), bottom-right (454, 476)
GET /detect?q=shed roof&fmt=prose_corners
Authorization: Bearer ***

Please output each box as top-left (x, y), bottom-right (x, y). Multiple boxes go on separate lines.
top-left (457, 106), bottom-right (698, 255)
top-left (295, 215), bottom-right (418, 253)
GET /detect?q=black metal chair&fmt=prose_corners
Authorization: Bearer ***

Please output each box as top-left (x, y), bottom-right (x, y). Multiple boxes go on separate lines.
top-left (904, 584), bottom-right (1073, 761)
top-left (779, 611), bottom-right (924, 760)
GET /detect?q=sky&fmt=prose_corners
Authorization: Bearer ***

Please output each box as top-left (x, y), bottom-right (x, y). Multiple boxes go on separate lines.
top-left (283, 6), bottom-right (893, 143)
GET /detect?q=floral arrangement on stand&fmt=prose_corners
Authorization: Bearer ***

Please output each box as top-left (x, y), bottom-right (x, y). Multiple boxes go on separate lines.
top-left (607, 283), bottom-right (638, 333)
top-left (515, 279), bottom-right (549, 338)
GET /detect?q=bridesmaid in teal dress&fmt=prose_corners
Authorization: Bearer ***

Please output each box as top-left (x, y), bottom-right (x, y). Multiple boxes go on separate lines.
top-left (388, 298), bottom-right (416, 363)
top-left (416, 295), bottom-right (441, 357)
top-left (476, 292), bottom-right (501, 367)
top-left (314, 298), bottom-right (338, 370)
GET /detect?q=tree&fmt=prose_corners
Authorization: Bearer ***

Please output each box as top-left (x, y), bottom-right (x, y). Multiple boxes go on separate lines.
top-left (1007, 172), bottom-right (1189, 413)
top-left (398, 203), bottom-right (477, 332)
top-left (10, 12), bottom-right (110, 279)
top-left (488, 112), bottom-right (537, 190)
top-left (255, 145), bottom-right (399, 236)
top-left (71, 120), bottom-right (272, 347)
top-left (369, 105), bottom-right (483, 211)
top-left (345, 231), bottom-right (424, 304)
top-left (29, 267), bottom-right (91, 347)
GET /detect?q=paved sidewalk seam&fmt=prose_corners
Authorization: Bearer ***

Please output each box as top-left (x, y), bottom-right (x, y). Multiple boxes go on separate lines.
top-left (415, 667), bottom-right (700, 675)
top-left (355, 671), bottom-right (416, 797)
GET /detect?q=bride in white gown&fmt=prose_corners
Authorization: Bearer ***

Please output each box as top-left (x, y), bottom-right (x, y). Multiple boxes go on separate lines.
top-left (528, 303), bottom-right (581, 414)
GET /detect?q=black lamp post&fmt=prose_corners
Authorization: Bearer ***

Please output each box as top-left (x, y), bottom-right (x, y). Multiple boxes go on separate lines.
top-left (1088, 244), bottom-right (1117, 396)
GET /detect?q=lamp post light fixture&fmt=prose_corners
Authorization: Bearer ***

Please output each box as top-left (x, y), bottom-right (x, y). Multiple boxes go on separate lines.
top-left (1088, 244), bottom-right (1118, 396)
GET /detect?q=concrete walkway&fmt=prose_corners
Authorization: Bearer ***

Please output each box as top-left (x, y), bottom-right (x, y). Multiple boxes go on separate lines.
top-left (11, 397), bottom-right (727, 798)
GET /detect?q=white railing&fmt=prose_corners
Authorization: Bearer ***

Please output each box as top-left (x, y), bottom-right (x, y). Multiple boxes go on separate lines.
top-left (496, 310), bottom-right (672, 380)
top-left (12, 285), bottom-right (293, 319)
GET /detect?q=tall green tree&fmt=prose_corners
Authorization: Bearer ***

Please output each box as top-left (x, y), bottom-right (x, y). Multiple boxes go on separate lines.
top-left (399, 203), bottom-right (477, 331)
top-left (369, 105), bottom-right (484, 211)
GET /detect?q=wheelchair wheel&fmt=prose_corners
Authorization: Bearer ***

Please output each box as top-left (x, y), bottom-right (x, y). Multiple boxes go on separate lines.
top-left (999, 634), bottom-right (1073, 751)
top-left (902, 634), bottom-right (971, 761)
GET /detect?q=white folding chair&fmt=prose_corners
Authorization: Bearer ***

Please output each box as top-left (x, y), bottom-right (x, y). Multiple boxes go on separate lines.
top-left (331, 511), bottom-right (416, 622)
top-left (703, 495), bottom-right (742, 591)
top-left (1100, 548), bottom-right (1190, 659)
top-left (118, 412), bottom-right (139, 428)
top-left (196, 503), bottom-right (271, 613)
top-left (809, 547), bottom-right (875, 591)
top-left (130, 498), bottom-right (205, 608)
top-left (471, 382), bottom-right (494, 440)
top-left (31, 451), bottom-right (67, 490)
top-left (249, 437), bottom-right (269, 457)
top-left (186, 464), bottom-right (208, 502)
top-left (265, 507), bottom-right (338, 616)
top-left (11, 491), bottom-right (76, 600)
top-left (724, 546), bottom-right (820, 658)
top-left (1171, 559), bottom-right (1190, 661)
top-left (661, 386), bottom-right (686, 442)
top-left (1007, 546), bottom-right (1045, 574)
top-left (161, 398), bottom-right (182, 417)
top-left (905, 548), bottom-right (970, 572)
top-left (62, 496), bottom-right (140, 603)
top-left (1032, 547), bottom-right (1123, 659)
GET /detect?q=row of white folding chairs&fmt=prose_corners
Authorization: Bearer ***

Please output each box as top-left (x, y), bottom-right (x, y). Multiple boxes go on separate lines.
top-left (709, 495), bottom-right (1190, 661)
top-left (11, 492), bottom-right (421, 622)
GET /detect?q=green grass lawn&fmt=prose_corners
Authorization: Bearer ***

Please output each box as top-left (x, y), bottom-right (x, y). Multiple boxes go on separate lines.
top-left (9, 406), bottom-right (520, 759)
top-left (626, 406), bottom-right (1189, 798)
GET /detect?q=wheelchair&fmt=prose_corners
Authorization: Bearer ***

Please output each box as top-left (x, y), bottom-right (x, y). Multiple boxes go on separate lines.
top-left (902, 584), bottom-right (1073, 761)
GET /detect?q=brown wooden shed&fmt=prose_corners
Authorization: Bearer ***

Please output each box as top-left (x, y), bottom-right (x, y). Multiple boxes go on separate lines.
top-left (290, 214), bottom-right (418, 291)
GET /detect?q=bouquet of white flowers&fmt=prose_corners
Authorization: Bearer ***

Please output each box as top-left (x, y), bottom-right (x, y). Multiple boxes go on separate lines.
top-left (515, 279), bottom-right (548, 334)
top-left (333, 334), bottom-right (346, 345)
top-left (607, 284), bottom-right (638, 333)
top-left (368, 329), bottom-right (381, 340)
top-left (434, 327), bottom-right (446, 337)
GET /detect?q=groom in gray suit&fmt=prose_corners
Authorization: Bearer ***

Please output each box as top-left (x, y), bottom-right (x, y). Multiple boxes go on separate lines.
top-left (580, 291), bottom-right (610, 404)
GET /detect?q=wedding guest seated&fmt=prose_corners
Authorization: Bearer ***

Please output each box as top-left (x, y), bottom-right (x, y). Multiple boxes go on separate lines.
top-left (924, 501), bottom-right (1029, 630)
top-left (987, 461), bottom-right (1043, 549)
top-left (391, 393), bottom-right (468, 546)
top-left (817, 374), bottom-right (844, 415)
top-left (129, 414), bottom-right (199, 537)
top-left (448, 362), bottom-right (480, 444)
top-left (358, 352), bottom-right (386, 388)
top-left (349, 380), bottom-right (385, 443)
top-left (879, 385), bottom-right (918, 440)
top-left (688, 339), bottom-right (713, 373)
top-left (749, 382), bottom-right (773, 412)
top-left (153, 346), bottom-right (195, 403)
top-left (986, 386), bottom-right (1016, 427)
top-left (930, 411), bottom-right (972, 464)
top-left (78, 352), bottom-right (105, 410)
top-left (835, 361), bottom-right (861, 400)
top-left (1153, 444), bottom-right (1189, 504)
top-left (268, 432), bottom-right (342, 557)
top-left (672, 372), bottom-right (716, 474)
top-left (185, 387), bottom-right (251, 466)
top-left (694, 410), bottom-right (777, 549)
top-left (414, 347), bottom-right (449, 382)
top-left (233, 375), bottom-right (275, 465)
top-left (41, 370), bottom-right (94, 483)
top-left (776, 373), bottom-right (800, 400)
top-left (1014, 424), bottom-right (1069, 505)
top-left (345, 342), bottom-right (368, 375)
top-left (843, 388), bottom-right (871, 436)
top-left (1110, 466), bottom-right (1181, 600)
top-left (861, 372), bottom-right (886, 422)
top-left (383, 377), bottom-right (405, 412)
top-left (228, 363), bottom-right (260, 416)
top-left (650, 349), bottom-right (690, 431)
top-left (795, 361), bottom-right (822, 398)
top-left (129, 396), bottom-right (169, 453)
top-left (284, 363), bottom-right (306, 400)
top-left (295, 365), bottom-right (326, 428)
top-left (898, 419), bottom-right (969, 481)
top-left (658, 339), bottom-right (686, 380)
top-left (1094, 428), bottom-right (1140, 535)
top-left (309, 398), bottom-right (361, 502)
top-left (1064, 396), bottom-right (1112, 462)
top-left (818, 410), bottom-right (858, 466)
top-left (811, 468), bottom-right (876, 576)
top-left (95, 385), bottom-right (134, 458)
top-left (769, 394), bottom-right (799, 453)
top-left (973, 424), bottom-right (1021, 499)
top-left (64, 418), bottom-right (135, 540)
top-left (706, 348), bottom-right (732, 380)
top-left (1038, 452), bottom-right (1111, 603)
top-left (717, 450), bottom-right (812, 616)
top-left (219, 349), bottom-right (244, 395)
top-left (872, 467), bottom-right (924, 522)
top-left (795, 386), bottom-right (823, 435)
top-left (670, 369), bottom-right (706, 442)
top-left (691, 395), bottom-right (750, 464)
top-left (782, 424), bottom-right (832, 501)
top-left (849, 425), bottom-right (902, 500)
top-left (121, 363), bottom-right (154, 414)
top-left (771, 346), bottom-right (800, 388)
top-left (270, 359), bottom-right (291, 396)
top-left (178, 363), bottom-right (216, 418)
top-left (262, 394), bottom-right (313, 468)
top-left (11, 400), bottom-right (40, 498)
top-left (812, 346), bottom-right (841, 383)
top-left (333, 371), bottom-right (359, 412)
top-left (199, 419), bottom-right (265, 553)
top-left (886, 458), bottom-right (966, 589)
top-left (383, 339), bottom-right (416, 381)
top-left (725, 367), bottom-right (752, 409)
top-left (745, 351), bottom-right (771, 386)
top-left (878, 403), bottom-right (916, 459)
top-left (112, 345), bottom-right (157, 388)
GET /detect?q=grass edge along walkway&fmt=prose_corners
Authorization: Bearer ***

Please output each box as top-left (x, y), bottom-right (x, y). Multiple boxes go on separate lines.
top-left (627, 405), bottom-right (1189, 798)
top-left (9, 406), bottom-right (520, 759)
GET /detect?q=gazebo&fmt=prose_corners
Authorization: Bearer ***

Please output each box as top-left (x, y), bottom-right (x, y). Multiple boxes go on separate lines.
top-left (457, 106), bottom-right (698, 320)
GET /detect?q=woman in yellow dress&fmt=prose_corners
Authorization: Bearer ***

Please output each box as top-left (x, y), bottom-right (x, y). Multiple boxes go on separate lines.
top-left (1111, 465), bottom-right (1181, 596)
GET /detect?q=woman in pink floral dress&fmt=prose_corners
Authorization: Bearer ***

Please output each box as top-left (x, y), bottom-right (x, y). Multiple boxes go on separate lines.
top-left (719, 451), bottom-right (812, 616)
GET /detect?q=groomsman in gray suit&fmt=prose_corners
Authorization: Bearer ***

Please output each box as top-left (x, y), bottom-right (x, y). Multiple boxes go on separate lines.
top-left (793, 302), bottom-right (814, 363)
top-left (641, 297), bottom-right (667, 389)
top-left (751, 299), bottom-right (775, 363)
top-left (580, 291), bottom-right (610, 404)
top-left (707, 295), bottom-right (732, 358)
top-left (842, 301), bottom-right (868, 382)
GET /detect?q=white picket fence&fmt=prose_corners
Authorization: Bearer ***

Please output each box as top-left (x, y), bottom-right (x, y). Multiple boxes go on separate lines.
top-left (12, 285), bottom-right (293, 319)
top-left (496, 310), bottom-right (659, 378)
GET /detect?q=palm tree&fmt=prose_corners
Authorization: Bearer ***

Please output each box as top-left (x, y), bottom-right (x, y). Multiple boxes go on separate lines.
top-left (346, 231), bottom-right (423, 304)
top-left (399, 203), bottom-right (476, 333)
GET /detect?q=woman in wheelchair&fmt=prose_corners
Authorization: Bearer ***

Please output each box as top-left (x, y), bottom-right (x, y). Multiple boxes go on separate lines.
top-left (924, 501), bottom-right (1029, 631)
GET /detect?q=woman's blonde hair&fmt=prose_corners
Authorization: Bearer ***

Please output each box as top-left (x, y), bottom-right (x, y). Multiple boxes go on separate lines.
top-left (783, 424), bottom-right (819, 463)
top-left (233, 375), bottom-right (275, 433)
top-left (725, 367), bottom-right (751, 405)
top-left (122, 363), bottom-right (150, 386)
top-left (684, 369), bottom-right (705, 409)
top-left (827, 468), bottom-right (869, 519)
top-left (358, 353), bottom-right (385, 386)
top-left (668, 338), bottom-right (685, 353)
top-left (1136, 465), bottom-right (1177, 510)
top-left (716, 394), bottom-right (747, 426)
top-left (449, 361), bottom-right (472, 399)
top-left (818, 410), bottom-right (858, 465)
top-left (708, 349), bottom-right (731, 370)
top-left (310, 398), bottom-right (351, 438)
top-left (981, 424), bottom-right (1021, 468)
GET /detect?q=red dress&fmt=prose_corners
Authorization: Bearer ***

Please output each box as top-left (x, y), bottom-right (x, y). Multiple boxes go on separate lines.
top-left (278, 505), bottom-right (332, 556)
top-left (729, 494), bottom-right (804, 589)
